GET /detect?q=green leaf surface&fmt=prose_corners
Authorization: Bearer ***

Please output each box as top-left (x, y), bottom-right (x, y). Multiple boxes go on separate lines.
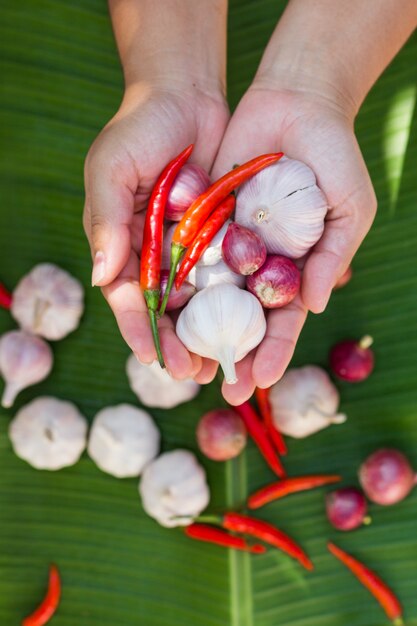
top-left (1, 1), bottom-right (417, 625)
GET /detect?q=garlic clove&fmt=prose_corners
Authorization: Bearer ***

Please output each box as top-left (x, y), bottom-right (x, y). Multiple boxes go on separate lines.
top-left (88, 404), bottom-right (160, 478)
top-left (139, 449), bottom-right (210, 527)
top-left (236, 157), bottom-right (328, 258)
top-left (11, 263), bottom-right (84, 340)
top-left (126, 355), bottom-right (200, 409)
top-left (0, 330), bottom-right (53, 408)
top-left (269, 365), bottom-right (346, 438)
top-left (199, 219), bottom-right (232, 266)
top-left (187, 258), bottom-right (246, 291)
top-left (176, 283), bottom-right (266, 384)
top-left (9, 396), bottom-right (88, 470)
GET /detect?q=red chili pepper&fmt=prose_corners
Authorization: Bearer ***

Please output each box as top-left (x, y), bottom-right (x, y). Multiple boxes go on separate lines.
top-left (328, 542), bottom-right (403, 625)
top-left (255, 387), bottom-right (287, 456)
top-left (23, 564), bottom-right (61, 626)
top-left (160, 152), bottom-right (284, 315)
top-left (234, 401), bottom-right (286, 478)
top-left (184, 523), bottom-right (266, 554)
top-left (223, 513), bottom-right (313, 571)
top-left (174, 194), bottom-right (236, 291)
top-left (248, 474), bottom-right (342, 509)
top-left (0, 282), bottom-right (12, 309)
top-left (140, 144), bottom-right (193, 366)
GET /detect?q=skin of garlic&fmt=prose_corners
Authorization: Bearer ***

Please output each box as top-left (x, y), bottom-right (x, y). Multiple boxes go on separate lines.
top-left (162, 222), bottom-right (231, 271)
top-left (235, 157), bottom-right (328, 258)
top-left (126, 355), bottom-right (200, 409)
top-left (176, 283), bottom-right (266, 384)
top-left (88, 404), bottom-right (160, 478)
top-left (269, 365), bottom-right (346, 438)
top-left (139, 449), bottom-right (210, 528)
top-left (187, 258), bottom-right (246, 291)
top-left (0, 330), bottom-right (53, 408)
top-left (11, 263), bottom-right (84, 340)
top-left (9, 396), bottom-right (88, 470)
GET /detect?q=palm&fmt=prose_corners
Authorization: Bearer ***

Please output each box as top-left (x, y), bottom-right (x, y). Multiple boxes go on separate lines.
top-left (84, 89), bottom-right (229, 380)
top-left (212, 86), bottom-right (376, 404)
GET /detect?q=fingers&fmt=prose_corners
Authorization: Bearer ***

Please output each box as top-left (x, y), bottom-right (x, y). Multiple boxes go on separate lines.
top-left (194, 359), bottom-right (219, 385)
top-left (221, 353), bottom-right (256, 405)
top-left (84, 140), bottom-right (139, 287)
top-left (253, 295), bottom-right (308, 389)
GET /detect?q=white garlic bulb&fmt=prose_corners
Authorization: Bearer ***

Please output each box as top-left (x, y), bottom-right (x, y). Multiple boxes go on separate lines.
top-left (0, 330), bottom-right (53, 408)
top-left (269, 365), bottom-right (346, 438)
top-left (176, 283), bottom-right (266, 384)
top-left (9, 396), bottom-right (88, 470)
top-left (88, 404), bottom-right (160, 478)
top-left (11, 263), bottom-right (84, 340)
top-left (139, 449), bottom-right (210, 527)
top-left (187, 258), bottom-right (245, 291)
top-left (126, 355), bottom-right (200, 409)
top-left (236, 157), bottom-right (328, 258)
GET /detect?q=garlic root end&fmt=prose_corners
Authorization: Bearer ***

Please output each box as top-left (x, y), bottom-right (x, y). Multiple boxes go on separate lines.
top-left (219, 349), bottom-right (238, 385)
top-left (332, 413), bottom-right (347, 424)
top-left (1, 383), bottom-right (20, 408)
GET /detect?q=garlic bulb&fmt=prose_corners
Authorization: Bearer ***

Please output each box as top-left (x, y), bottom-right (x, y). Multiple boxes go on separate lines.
top-left (0, 330), bottom-right (53, 408)
top-left (236, 157), bottom-right (328, 258)
top-left (176, 283), bottom-right (266, 384)
top-left (187, 259), bottom-right (245, 291)
top-left (269, 365), bottom-right (346, 438)
top-left (9, 396), bottom-right (88, 470)
top-left (88, 404), bottom-right (160, 478)
top-left (11, 263), bottom-right (84, 340)
top-left (126, 355), bottom-right (200, 409)
top-left (162, 221), bottom-right (231, 271)
top-left (139, 449), bottom-right (210, 527)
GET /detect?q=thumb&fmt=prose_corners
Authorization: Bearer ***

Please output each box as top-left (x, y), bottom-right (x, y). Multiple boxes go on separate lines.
top-left (84, 147), bottom-right (137, 287)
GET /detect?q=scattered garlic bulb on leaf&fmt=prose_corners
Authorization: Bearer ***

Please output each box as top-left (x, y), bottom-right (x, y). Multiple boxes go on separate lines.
top-left (9, 396), bottom-right (88, 470)
top-left (187, 258), bottom-right (245, 291)
top-left (88, 404), bottom-right (160, 478)
top-left (11, 263), bottom-right (84, 340)
top-left (236, 157), bottom-right (328, 258)
top-left (139, 449), bottom-right (210, 528)
top-left (176, 283), bottom-right (266, 384)
top-left (0, 330), bottom-right (53, 408)
top-left (269, 365), bottom-right (346, 438)
top-left (126, 355), bottom-right (200, 409)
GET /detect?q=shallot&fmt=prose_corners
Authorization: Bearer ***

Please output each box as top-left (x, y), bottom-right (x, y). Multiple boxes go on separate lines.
top-left (166, 163), bottom-right (210, 221)
top-left (0, 330), bottom-right (53, 408)
top-left (196, 408), bottom-right (247, 461)
top-left (222, 222), bottom-right (266, 275)
top-left (330, 335), bottom-right (374, 382)
top-left (246, 255), bottom-right (300, 309)
top-left (326, 487), bottom-right (370, 531)
top-left (359, 448), bottom-right (416, 505)
top-left (159, 270), bottom-right (196, 311)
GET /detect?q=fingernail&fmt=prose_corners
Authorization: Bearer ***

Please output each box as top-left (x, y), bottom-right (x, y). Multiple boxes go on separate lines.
top-left (92, 251), bottom-right (106, 286)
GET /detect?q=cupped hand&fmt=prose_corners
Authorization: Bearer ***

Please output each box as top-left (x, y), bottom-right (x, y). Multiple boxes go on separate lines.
top-left (212, 85), bottom-right (376, 404)
top-left (83, 84), bottom-right (228, 381)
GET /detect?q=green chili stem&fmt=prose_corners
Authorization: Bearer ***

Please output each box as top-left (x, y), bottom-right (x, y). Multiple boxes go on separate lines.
top-left (159, 243), bottom-right (185, 317)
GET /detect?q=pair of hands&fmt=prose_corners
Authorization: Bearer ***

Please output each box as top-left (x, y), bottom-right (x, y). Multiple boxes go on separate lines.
top-left (83, 78), bottom-right (376, 405)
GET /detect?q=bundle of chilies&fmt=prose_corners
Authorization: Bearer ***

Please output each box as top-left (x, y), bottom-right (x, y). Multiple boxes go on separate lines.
top-left (139, 145), bottom-right (330, 379)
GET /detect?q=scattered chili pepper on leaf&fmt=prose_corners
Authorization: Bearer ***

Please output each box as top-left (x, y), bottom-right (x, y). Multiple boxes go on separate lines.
top-left (248, 474), bottom-right (342, 509)
top-left (328, 542), bottom-right (403, 625)
top-left (234, 401), bottom-right (286, 477)
top-left (184, 523), bottom-right (266, 554)
top-left (140, 144), bottom-right (193, 367)
top-left (0, 281), bottom-right (12, 309)
top-left (255, 387), bottom-right (287, 456)
top-left (160, 152), bottom-right (284, 315)
top-left (23, 563), bottom-right (61, 626)
top-left (174, 194), bottom-right (236, 290)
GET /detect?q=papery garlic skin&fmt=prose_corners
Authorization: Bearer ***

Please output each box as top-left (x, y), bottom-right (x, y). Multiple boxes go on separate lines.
top-left (176, 283), bottom-right (266, 384)
top-left (187, 259), bottom-right (245, 291)
top-left (11, 263), bottom-right (84, 340)
top-left (199, 220), bottom-right (231, 266)
top-left (9, 396), bottom-right (88, 470)
top-left (88, 404), bottom-right (160, 478)
top-left (126, 355), bottom-right (200, 409)
top-left (236, 157), bottom-right (328, 258)
top-left (139, 449), bottom-right (210, 528)
top-left (269, 365), bottom-right (346, 438)
top-left (0, 330), bottom-right (53, 408)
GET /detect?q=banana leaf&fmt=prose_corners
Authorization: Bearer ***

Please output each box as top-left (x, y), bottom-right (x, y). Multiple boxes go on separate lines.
top-left (1, 1), bottom-right (416, 624)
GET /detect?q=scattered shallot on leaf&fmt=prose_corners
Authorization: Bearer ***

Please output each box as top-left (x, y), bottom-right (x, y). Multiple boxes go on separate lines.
top-left (359, 448), bottom-right (416, 505)
top-left (326, 487), bottom-right (370, 531)
top-left (196, 408), bottom-right (247, 461)
top-left (330, 335), bottom-right (375, 382)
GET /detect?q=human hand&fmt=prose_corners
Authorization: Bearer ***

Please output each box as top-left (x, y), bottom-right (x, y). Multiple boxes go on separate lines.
top-left (83, 84), bottom-right (229, 381)
top-left (212, 85), bottom-right (376, 404)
